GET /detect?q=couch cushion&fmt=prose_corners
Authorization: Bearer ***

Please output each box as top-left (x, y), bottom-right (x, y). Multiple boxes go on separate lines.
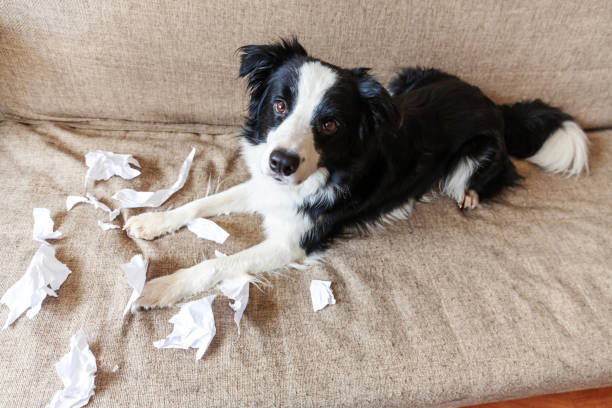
top-left (0, 1), bottom-right (610, 128)
top-left (0, 120), bottom-right (610, 407)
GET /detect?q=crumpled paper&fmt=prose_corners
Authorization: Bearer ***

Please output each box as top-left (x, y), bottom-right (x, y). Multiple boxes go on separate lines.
top-left (121, 254), bottom-right (148, 316)
top-left (85, 150), bottom-right (140, 183)
top-left (310, 280), bottom-right (336, 312)
top-left (66, 193), bottom-right (120, 222)
top-left (46, 328), bottom-right (97, 408)
top-left (112, 148), bottom-right (196, 208)
top-left (33, 208), bottom-right (62, 243)
top-left (218, 276), bottom-right (251, 335)
top-left (186, 218), bottom-right (229, 244)
top-left (153, 295), bottom-right (216, 360)
top-left (1, 243), bottom-right (72, 329)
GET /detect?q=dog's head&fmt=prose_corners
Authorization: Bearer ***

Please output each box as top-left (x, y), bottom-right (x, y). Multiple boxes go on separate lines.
top-left (238, 38), bottom-right (396, 187)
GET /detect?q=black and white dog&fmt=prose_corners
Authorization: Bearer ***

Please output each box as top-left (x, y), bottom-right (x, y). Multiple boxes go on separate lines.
top-left (126, 38), bottom-right (588, 310)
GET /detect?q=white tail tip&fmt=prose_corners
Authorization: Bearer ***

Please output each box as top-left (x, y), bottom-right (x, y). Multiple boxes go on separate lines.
top-left (526, 121), bottom-right (589, 176)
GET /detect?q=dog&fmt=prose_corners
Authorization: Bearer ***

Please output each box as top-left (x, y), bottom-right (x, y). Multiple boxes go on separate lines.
top-left (125, 38), bottom-right (588, 310)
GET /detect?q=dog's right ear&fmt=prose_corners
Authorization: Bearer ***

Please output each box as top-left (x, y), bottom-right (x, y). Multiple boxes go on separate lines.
top-left (238, 37), bottom-right (307, 114)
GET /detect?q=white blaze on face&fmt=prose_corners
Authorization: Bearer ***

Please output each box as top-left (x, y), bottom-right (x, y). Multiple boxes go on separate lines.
top-left (262, 61), bottom-right (337, 184)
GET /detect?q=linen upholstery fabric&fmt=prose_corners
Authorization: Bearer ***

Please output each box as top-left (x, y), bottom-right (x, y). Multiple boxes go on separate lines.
top-left (0, 121), bottom-right (610, 407)
top-left (0, 1), bottom-right (611, 128)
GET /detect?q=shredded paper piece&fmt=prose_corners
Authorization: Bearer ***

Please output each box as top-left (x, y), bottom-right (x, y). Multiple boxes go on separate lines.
top-left (121, 254), bottom-right (148, 316)
top-left (214, 250), bottom-right (227, 258)
top-left (97, 221), bottom-right (119, 231)
top-left (153, 295), bottom-right (216, 360)
top-left (66, 194), bottom-right (120, 222)
top-left (46, 329), bottom-right (97, 408)
top-left (85, 150), bottom-right (141, 183)
top-left (310, 280), bottom-right (336, 312)
top-left (186, 218), bottom-right (229, 244)
top-left (33, 208), bottom-right (62, 243)
top-left (112, 148), bottom-right (196, 208)
top-left (111, 365), bottom-right (119, 373)
top-left (218, 276), bottom-right (251, 335)
top-left (1, 244), bottom-right (72, 329)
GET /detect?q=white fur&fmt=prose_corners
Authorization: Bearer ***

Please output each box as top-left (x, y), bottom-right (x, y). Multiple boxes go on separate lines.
top-left (441, 157), bottom-right (479, 202)
top-left (125, 136), bottom-right (334, 309)
top-left (262, 61), bottom-right (337, 184)
top-left (527, 121), bottom-right (589, 176)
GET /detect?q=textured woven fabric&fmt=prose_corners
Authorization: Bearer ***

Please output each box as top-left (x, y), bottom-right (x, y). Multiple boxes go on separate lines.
top-left (0, 1), bottom-right (610, 128)
top-left (0, 121), bottom-right (610, 407)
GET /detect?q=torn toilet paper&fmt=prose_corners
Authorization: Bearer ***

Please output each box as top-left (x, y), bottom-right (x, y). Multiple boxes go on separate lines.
top-left (66, 193), bottom-right (120, 222)
top-left (153, 295), bottom-right (216, 360)
top-left (46, 328), bottom-right (97, 408)
top-left (85, 150), bottom-right (141, 183)
top-left (218, 276), bottom-right (251, 335)
top-left (1, 244), bottom-right (72, 329)
top-left (33, 208), bottom-right (62, 243)
top-left (186, 218), bottom-right (229, 244)
top-left (121, 254), bottom-right (148, 316)
top-left (112, 147), bottom-right (196, 208)
top-left (97, 221), bottom-right (120, 231)
top-left (310, 280), bottom-right (336, 312)
top-left (214, 250), bottom-right (227, 258)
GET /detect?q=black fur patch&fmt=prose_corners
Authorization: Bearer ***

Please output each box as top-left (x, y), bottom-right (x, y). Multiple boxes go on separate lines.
top-left (238, 40), bottom-right (573, 255)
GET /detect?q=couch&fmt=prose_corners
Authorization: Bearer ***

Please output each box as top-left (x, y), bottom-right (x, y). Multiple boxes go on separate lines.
top-left (1, 1), bottom-right (610, 406)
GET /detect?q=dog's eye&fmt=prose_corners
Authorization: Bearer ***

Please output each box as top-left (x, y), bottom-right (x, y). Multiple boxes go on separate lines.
top-left (321, 119), bottom-right (338, 135)
top-left (273, 100), bottom-right (287, 114)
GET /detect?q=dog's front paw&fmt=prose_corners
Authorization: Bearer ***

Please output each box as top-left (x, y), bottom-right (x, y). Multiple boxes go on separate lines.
top-left (124, 211), bottom-right (182, 240)
top-left (132, 273), bottom-right (187, 311)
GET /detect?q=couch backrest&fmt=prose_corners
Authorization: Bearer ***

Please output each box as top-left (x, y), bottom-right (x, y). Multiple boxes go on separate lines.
top-left (0, 1), bottom-right (610, 128)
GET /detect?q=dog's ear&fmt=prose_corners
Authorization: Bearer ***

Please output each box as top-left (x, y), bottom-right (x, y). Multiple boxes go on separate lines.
top-left (238, 37), bottom-right (307, 115)
top-left (351, 68), bottom-right (398, 140)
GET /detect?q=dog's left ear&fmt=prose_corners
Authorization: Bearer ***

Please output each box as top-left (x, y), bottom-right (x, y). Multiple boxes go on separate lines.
top-left (238, 37), bottom-right (307, 116)
top-left (351, 68), bottom-right (398, 140)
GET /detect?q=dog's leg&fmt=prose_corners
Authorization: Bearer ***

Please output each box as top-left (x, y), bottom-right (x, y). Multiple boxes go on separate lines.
top-left (125, 181), bottom-right (253, 240)
top-left (133, 239), bottom-right (304, 310)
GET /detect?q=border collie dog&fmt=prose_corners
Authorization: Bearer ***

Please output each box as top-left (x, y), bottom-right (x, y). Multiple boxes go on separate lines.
top-left (126, 38), bottom-right (588, 310)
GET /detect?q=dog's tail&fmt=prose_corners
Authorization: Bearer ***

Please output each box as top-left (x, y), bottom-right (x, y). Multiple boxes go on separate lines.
top-left (499, 100), bottom-right (589, 175)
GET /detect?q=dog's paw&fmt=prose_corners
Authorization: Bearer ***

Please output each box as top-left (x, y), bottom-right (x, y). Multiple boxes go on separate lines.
top-left (458, 189), bottom-right (479, 210)
top-left (124, 211), bottom-right (182, 240)
top-left (132, 274), bottom-right (186, 311)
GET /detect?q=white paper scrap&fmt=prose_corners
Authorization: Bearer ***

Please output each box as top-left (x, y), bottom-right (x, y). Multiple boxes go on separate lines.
top-left (97, 221), bottom-right (120, 231)
top-left (1, 244), bottom-right (72, 329)
top-left (66, 196), bottom-right (89, 211)
top-left (214, 250), bottom-right (227, 258)
top-left (112, 148), bottom-right (196, 209)
top-left (46, 328), bottom-right (97, 408)
top-left (218, 276), bottom-right (251, 335)
top-left (186, 218), bottom-right (229, 244)
top-left (33, 208), bottom-right (62, 243)
top-left (153, 295), bottom-right (216, 360)
top-left (111, 365), bottom-right (119, 373)
top-left (66, 194), bottom-right (120, 222)
top-left (120, 254), bottom-right (148, 316)
top-left (85, 150), bottom-right (141, 182)
top-left (310, 280), bottom-right (336, 312)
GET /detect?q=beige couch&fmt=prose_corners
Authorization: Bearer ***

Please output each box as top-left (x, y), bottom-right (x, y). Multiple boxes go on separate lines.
top-left (1, 2), bottom-right (611, 407)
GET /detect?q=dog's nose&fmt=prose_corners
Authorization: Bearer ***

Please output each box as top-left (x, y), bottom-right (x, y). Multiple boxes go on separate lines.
top-left (269, 149), bottom-right (300, 177)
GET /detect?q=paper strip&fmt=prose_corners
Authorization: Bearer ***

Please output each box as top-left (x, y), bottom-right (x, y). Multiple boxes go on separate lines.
top-left (33, 208), bottom-right (62, 243)
top-left (121, 254), bottom-right (148, 316)
top-left (186, 218), bottom-right (229, 244)
top-left (112, 148), bottom-right (196, 209)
